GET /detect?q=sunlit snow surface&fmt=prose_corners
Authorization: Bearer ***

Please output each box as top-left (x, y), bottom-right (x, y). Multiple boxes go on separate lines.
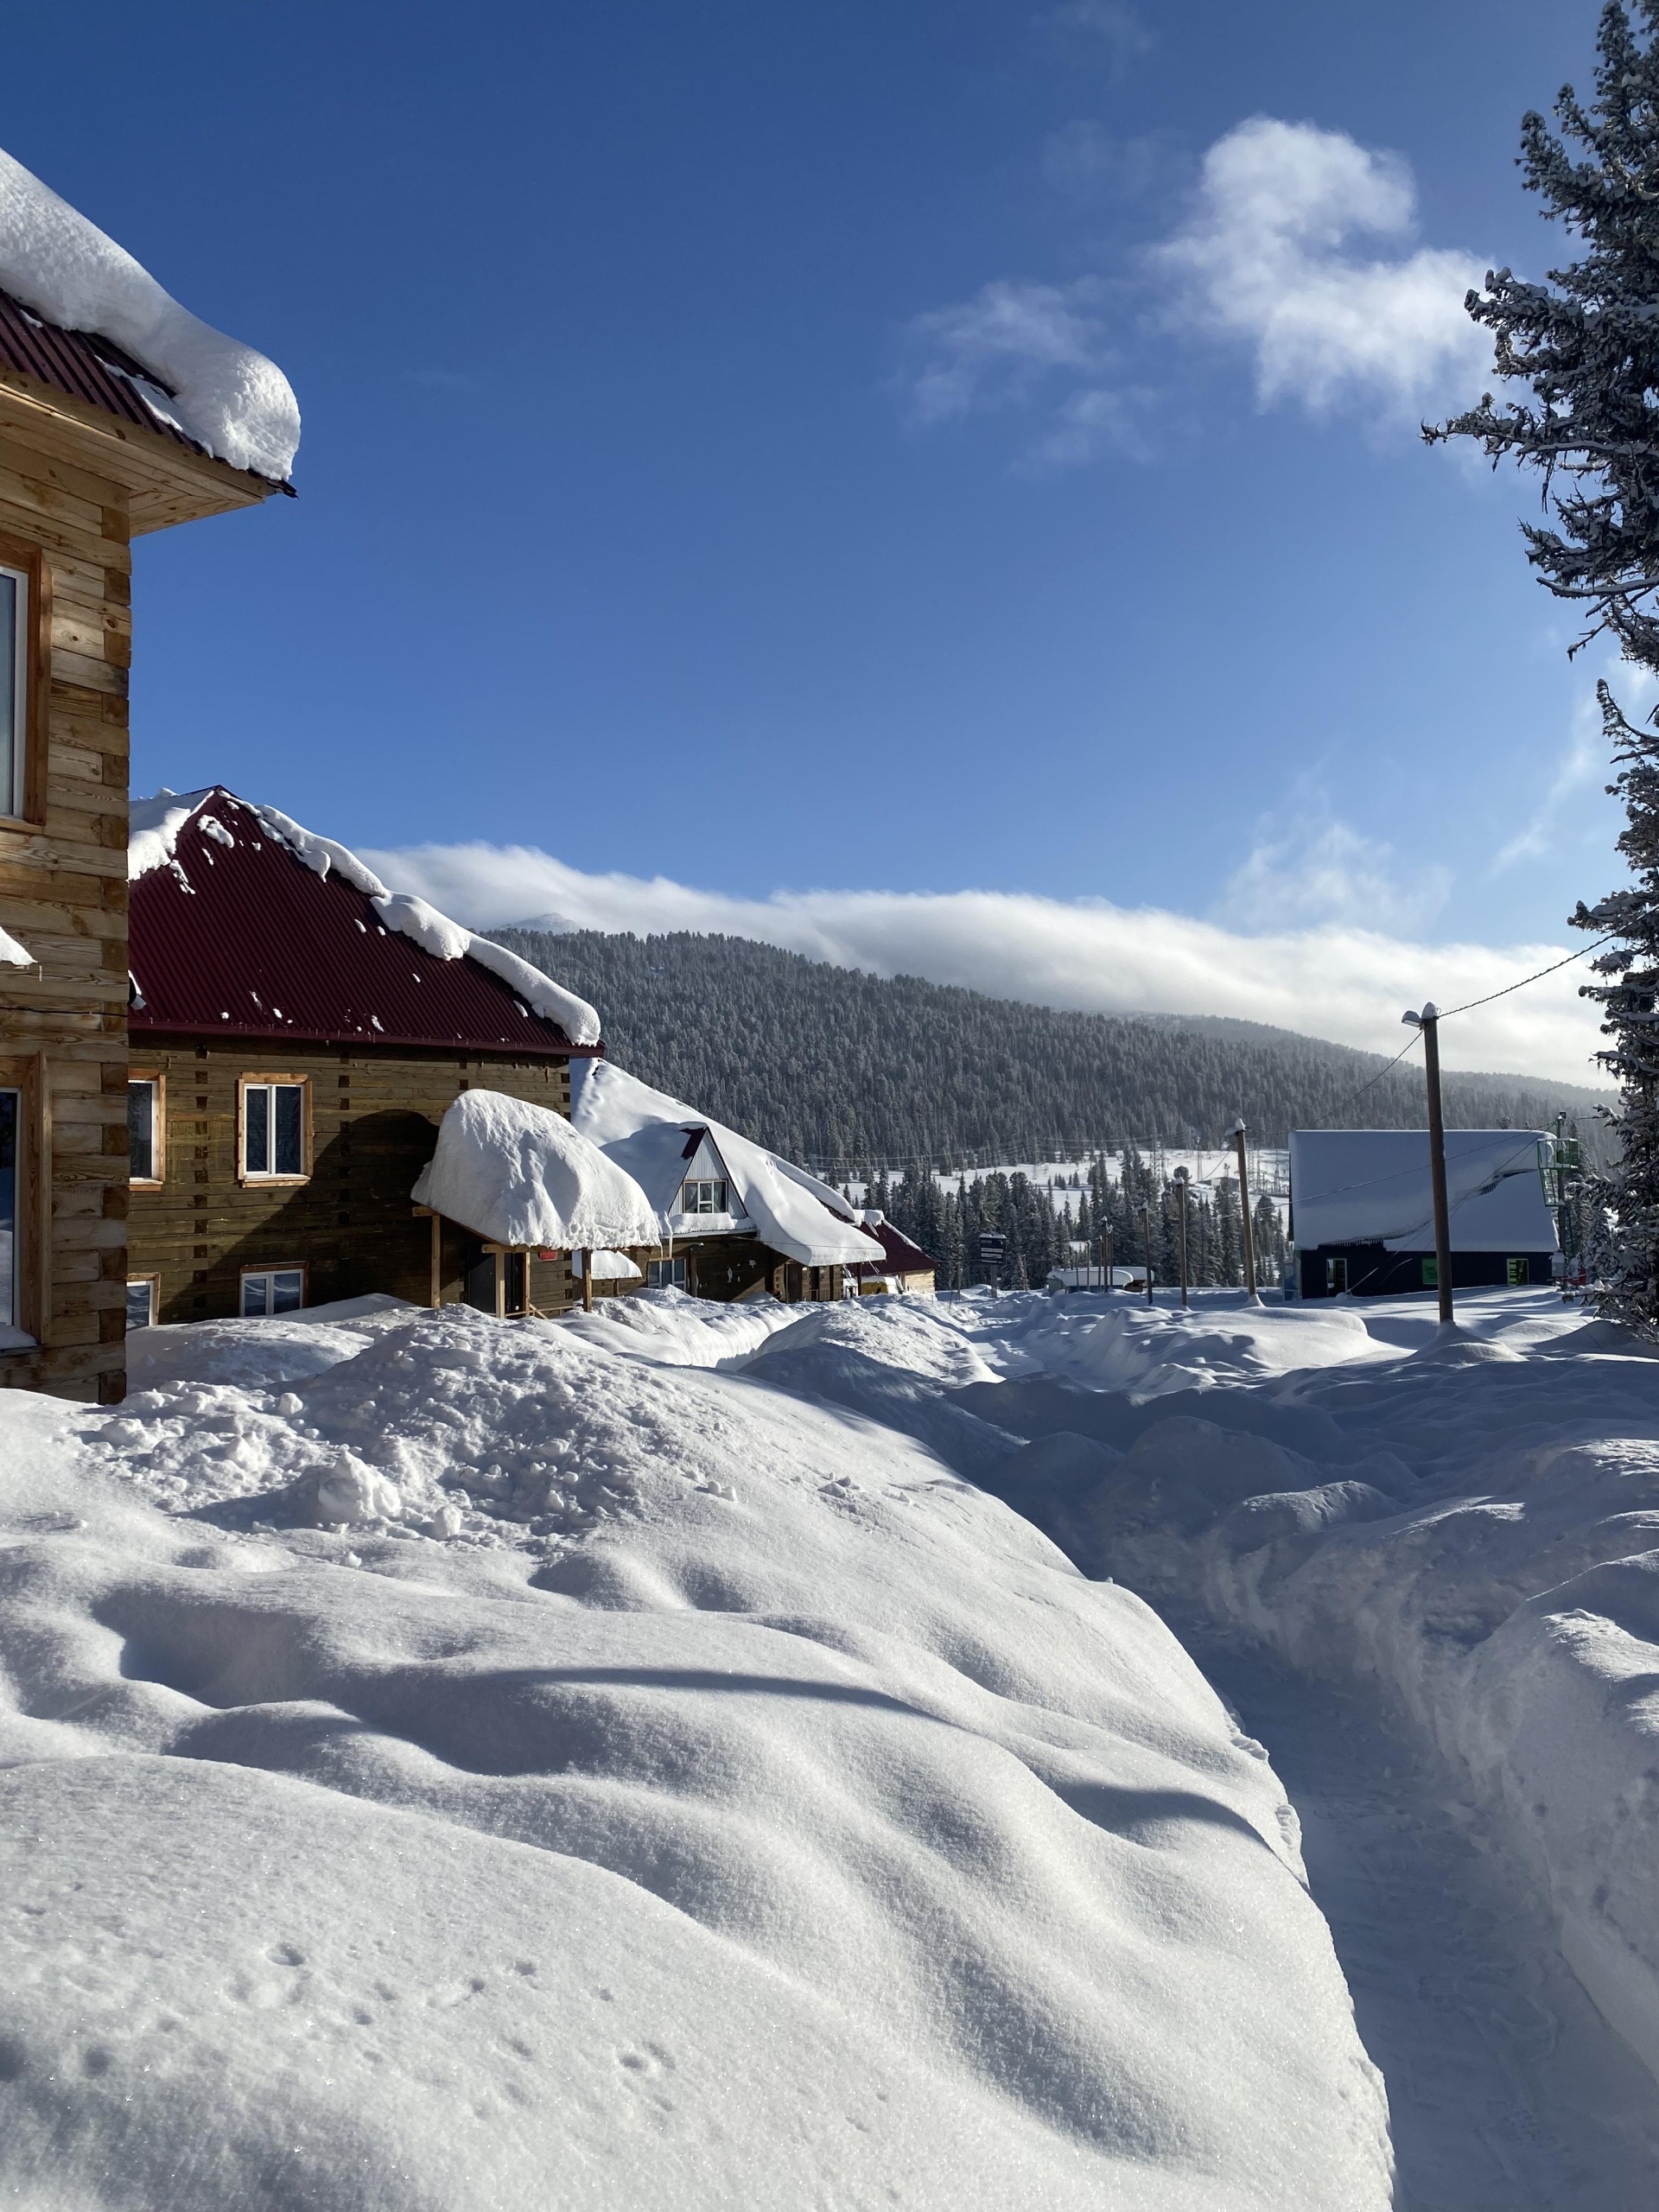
top-left (0, 1291), bottom-right (1396, 2209)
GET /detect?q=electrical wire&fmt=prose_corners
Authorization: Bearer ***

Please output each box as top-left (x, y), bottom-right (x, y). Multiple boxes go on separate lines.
top-left (1436, 934), bottom-right (1616, 1020)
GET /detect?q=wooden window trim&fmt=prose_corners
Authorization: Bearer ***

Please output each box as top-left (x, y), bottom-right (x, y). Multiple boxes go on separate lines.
top-left (129, 1070), bottom-right (165, 1191)
top-left (236, 1074), bottom-right (312, 1185)
top-left (238, 1262), bottom-right (309, 1316)
top-left (0, 535), bottom-right (50, 830)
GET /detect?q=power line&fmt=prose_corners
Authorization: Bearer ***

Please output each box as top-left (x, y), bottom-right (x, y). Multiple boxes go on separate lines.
top-left (1437, 934), bottom-right (1616, 1020)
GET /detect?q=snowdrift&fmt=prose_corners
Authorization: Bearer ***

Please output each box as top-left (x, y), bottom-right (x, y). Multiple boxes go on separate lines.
top-left (0, 1299), bottom-right (1390, 2209)
top-left (950, 1289), bottom-right (1659, 2102)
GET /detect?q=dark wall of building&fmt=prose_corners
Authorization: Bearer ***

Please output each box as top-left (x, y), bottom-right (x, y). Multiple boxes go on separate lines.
top-left (1297, 1245), bottom-right (1555, 1300)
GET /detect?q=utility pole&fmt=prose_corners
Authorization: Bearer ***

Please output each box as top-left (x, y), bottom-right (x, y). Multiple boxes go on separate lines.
top-left (1402, 1004), bottom-right (1454, 1325)
top-left (1102, 1226), bottom-right (1114, 1292)
top-left (1173, 1166), bottom-right (1191, 1308)
top-left (1140, 1199), bottom-right (1154, 1306)
top-left (1229, 1119), bottom-right (1261, 1304)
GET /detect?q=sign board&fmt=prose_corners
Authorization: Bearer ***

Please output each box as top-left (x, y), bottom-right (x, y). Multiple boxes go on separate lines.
top-left (977, 1234), bottom-right (1007, 1263)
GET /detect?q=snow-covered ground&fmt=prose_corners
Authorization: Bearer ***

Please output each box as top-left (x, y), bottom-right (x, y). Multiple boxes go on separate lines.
top-left (6, 1277), bottom-right (1657, 2203)
top-left (0, 1292), bottom-right (1389, 2209)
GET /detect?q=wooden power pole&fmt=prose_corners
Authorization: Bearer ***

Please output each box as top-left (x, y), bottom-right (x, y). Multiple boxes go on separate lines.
top-left (1404, 1003), bottom-right (1454, 1325)
top-left (1173, 1166), bottom-right (1191, 1308)
top-left (1230, 1120), bottom-right (1261, 1303)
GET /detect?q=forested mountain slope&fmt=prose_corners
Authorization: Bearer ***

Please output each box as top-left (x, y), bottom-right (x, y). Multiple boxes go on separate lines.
top-left (492, 927), bottom-right (1613, 1171)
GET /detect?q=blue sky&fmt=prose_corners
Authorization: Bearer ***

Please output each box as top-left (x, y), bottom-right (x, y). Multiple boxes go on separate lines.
top-left (3, 0), bottom-right (1631, 1073)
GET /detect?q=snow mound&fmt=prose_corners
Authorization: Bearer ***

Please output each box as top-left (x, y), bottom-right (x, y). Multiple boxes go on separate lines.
top-left (0, 144), bottom-right (299, 479)
top-left (412, 1090), bottom-right (661, 1250)
top-left (1063, 1300), bottom-right (1391, 1399)
top-left (0, 1309), bottom-right (1393, 2209)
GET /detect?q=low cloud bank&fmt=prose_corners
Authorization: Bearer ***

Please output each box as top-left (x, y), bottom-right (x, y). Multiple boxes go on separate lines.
top-left (358, 839), bottom-right (1609, 1088)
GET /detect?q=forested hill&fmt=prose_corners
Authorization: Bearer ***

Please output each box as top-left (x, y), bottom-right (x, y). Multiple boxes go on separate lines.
top-left (490, 927), bottom-right (1614, 1172)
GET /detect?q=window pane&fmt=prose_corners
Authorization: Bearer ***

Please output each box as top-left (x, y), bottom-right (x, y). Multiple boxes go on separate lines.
top-left (0, 571), bottom-right (16, 815)
top-left (128, 1081), bottom-right (155, 1181)
top-left (271, 1269), bottom-right (303, 1314)
top-left (274, 1085), bottom-right (303, 1176)
top-left (125, 1280), bottom-right (154, 1331)
top-left (0, 1088), bottom-right (16, 1330)
top-left (245, 1086), bottom-right (270, 1173)
top-left (714, 1182), bottom-right (727, 1212)
top-left (241, 1274), bottom-right (270, 1317)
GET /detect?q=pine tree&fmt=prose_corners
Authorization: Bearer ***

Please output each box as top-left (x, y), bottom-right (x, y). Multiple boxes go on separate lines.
top-left (1428, 3), bottom-right (1659, 1325)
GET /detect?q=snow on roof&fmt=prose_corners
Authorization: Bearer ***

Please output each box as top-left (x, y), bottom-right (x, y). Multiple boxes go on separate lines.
top-left (411, 1090), bottom-right (663, 1251)
top-left (0, 146), bottom-right (299, 480)
top-left (130, 787), bottom-right (601, 1048)
top-left (1289, 1129), bottom-right (1559, 1253)
top-left (570, 1058), bottom-right (883, 1269)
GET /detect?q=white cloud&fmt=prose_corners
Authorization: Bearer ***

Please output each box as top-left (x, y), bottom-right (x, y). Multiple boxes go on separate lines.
top-left (1155, 116), bottom-right (1492, 417)
top-left (356, 838), bottom-right (1608, 1087)
top-left (903, 279), bottom-right (1107, 425)
top-left (1221, 812), bottom-right (1452, 935)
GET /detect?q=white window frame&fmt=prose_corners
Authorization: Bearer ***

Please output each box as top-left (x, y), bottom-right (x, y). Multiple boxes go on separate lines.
top-left (125, 1276), bottom-right (159, 1331)
top-left (240, 1266), bottom-right (306, 1318)
top-left (679, 1178), bottom-right (728, 1216)
top-left (0, 562), bottom-right (26, 822)
top-left (647, 1256), bottom-right (688, 1289)
top-left (129, 1076), bottom-right (162, 1187)
top-left (238, 1077), bottom-right (309, 1184)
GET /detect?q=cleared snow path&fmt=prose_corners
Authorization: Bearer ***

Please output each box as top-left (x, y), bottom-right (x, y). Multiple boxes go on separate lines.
top-left (1192, 1631), bottom-right (1659, 2212)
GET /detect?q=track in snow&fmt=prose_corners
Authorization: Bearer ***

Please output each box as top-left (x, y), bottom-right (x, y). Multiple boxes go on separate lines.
top-left (1187, 1630), bottom-right (1659, 2212)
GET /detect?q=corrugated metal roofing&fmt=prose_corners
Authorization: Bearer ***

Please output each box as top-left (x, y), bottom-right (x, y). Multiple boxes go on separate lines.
top-left (130, 790), bottom-right (600, 1058)
top-left (856, 1217), bottom-right (932, 1275)
top-left (0, 285), bottom-right (200, 454)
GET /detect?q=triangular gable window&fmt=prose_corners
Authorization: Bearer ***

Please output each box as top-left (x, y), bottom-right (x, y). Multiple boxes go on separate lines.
top-left (677, 1129), bottom-right (744, 1219)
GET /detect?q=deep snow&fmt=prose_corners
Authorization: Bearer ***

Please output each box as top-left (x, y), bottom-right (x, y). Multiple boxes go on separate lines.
top-left (0, 1293), bottom-right (1389, 2209)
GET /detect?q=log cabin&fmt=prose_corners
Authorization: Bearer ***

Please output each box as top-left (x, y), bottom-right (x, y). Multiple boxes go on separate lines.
top-left (569, 1057), bottom-right (881, 1302)
top-left (126, 787), bottom-right (616, 1325)
top-left (0, 273), bottom-right (290, 1401)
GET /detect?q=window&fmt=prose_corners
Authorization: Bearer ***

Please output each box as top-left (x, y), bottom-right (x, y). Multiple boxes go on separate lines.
top-left (1325, 1256), bottom-right (1348, 1294)
top-left (1421, 1256), bottom-right (1439, 1288)
top-left (678, 1179), bottom-right (728, 1215)
top-left (126, 1278), bottom-right (158, 1331)
top-left (240, 1268), bottom-right (304, 1317)
top-left (241, 1080), bottom-right (307, 1180)
top-left (0, 563), bottom-right (25, 820)
top-left (129, 1078), bottom-right (162, 1185)
top-left (0, 1087), bottom-right (17, 1332)
top-left (1506, 1257), bottom-right (1528, 1287)
top-left (647, 1257), bottom-right (688, 1289)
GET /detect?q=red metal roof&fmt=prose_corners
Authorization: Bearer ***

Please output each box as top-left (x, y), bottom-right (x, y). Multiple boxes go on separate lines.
top-left (855, 1217), bottom-right (933, 1275)
top-left (0, 285), bottom-right (203, 455)
top-left (130, 791), bottom-right (601, 1058)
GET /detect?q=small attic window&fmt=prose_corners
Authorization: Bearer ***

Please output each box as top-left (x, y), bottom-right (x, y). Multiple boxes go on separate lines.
top-left (679, 1179), bottom-right (728, 1216)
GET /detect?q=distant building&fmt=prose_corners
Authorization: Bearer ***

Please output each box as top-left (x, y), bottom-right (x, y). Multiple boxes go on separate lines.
top-left (126, 788), bottom-right (610, 1325)
top-left (570, 1059), bottom-right (880, 1302)
top-left (1288, 1128), bottom-right (1559, 1300)
top-left (849, 1211), bottom-right (935, 1297)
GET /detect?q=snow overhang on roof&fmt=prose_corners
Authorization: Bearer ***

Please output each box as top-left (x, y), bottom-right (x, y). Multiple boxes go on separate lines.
top-left (0, 922), bottom-right (35, 968)
top-left (1288, 1129), bottom-right (1560, 1253)
top-left (0, 144), bottom-right (299, 481)
top-left (129, 787), bottom-right (603, 1053)
top-left (412, 1090), bottom-right (663, 1251)
top-left (570, 1059), bottom-right (884, 1269)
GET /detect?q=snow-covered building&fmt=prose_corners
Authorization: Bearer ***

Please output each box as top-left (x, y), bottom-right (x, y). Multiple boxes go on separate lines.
top-left (0, 148), bottom-right (296, 1402)
top-left (570, 1059), bottom-right (882, 1302)
top-left (127, 788), bottom-right (616, 1324)
top-left (1288, 1128), bottom-right (1560, 1300)
top-left (849, 1210), bottom-right (936, 1297)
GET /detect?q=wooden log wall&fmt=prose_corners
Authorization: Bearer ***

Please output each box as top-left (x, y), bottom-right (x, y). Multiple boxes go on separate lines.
top-left (0, 435), bottom-right (132, 1402)
top-left (127, 1042), bottom-right (580, 1320)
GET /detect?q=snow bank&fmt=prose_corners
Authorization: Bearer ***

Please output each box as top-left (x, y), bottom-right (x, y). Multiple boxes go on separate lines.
top-left (571, 1058), bottom-right (881, 1268)
top-left (129, 789), bottom-right (603, 1046)
top-left (413, 1090), bottom-right (661, 1252)
top-left (0, 1306), bottom-right (1392, 2209)
top-left (958, 1286), bottom-right (1659, 2101)
top-left (0, 144), bottom-right (299, 480)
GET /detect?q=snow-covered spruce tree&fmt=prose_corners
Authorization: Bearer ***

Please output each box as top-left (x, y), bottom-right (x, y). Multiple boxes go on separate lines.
top-left (1427, 1), bottom-right (1659, 1325)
